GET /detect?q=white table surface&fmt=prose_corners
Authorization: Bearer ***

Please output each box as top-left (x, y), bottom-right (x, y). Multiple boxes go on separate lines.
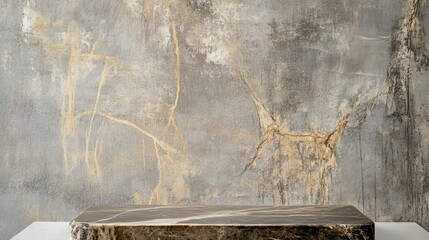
top-left (11, 222), bottom-right (429, 240)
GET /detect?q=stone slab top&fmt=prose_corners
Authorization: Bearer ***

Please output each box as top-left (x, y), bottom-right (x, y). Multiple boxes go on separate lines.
top-left (72, 205), bottom-right (374, 226)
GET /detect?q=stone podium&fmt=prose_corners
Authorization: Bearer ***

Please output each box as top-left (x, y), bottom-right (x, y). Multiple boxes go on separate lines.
top-left (70, 205), bottom-right (374, 240)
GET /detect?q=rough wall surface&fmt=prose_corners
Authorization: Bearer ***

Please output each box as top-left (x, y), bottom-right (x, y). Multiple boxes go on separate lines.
top-left (0, 0), bottom-right (428, 238)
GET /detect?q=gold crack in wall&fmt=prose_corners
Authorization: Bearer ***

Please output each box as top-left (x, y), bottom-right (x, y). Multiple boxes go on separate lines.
top-left (24, 3), bottom-right (191, 204)
top-left (223, 39), bottom-right (388, 204)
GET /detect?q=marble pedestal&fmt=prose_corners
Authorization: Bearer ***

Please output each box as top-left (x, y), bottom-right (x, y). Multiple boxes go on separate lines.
top-left (70, 205), bottom-right (374, 240)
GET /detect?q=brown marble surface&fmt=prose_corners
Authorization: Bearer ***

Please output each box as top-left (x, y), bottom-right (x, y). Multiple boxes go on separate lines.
top-left (70, 205), bottom-right (374, 239)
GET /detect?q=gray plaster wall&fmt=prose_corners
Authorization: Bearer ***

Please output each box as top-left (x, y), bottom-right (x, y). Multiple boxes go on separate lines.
top-left (1, 0), bottom-right (428, 238)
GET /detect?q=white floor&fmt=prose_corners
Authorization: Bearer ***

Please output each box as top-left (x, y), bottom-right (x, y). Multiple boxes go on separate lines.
top-left (11, 222), bottom-right (429, 240)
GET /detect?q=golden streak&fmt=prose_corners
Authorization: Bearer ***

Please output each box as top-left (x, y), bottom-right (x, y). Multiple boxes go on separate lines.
top-left (60, 31), bottom-right (80, 175)
top-left (149, 139), bottom-right (162, 204)
top-left (165, 18), bottom-right (186, 154)
top-left (76, 110), bottom-right (182, 156)
top-left (168, 20), bottom-right (181, 125)
top-left (84, 62), bottom-right (110, 166)
top-left (93, 137), bottom-right (102, 181)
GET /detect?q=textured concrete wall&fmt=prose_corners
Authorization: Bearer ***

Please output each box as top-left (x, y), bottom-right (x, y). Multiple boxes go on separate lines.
top-left (0, 0), bottom-right (428, 238)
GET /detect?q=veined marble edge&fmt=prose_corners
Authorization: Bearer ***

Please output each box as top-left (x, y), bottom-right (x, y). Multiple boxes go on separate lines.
top-left (70, 221), bottom-right (374, 227)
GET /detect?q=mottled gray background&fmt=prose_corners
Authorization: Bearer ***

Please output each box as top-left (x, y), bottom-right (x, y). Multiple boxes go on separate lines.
top-left (1, 0), bottom-right (429, 239)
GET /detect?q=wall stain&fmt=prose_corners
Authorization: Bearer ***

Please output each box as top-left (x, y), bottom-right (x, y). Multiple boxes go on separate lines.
top-left (23, 2), bottom-right (191, 204)
top-left (215, 36), bottom-right (388, 204)
top-left (385, 0), bottom-right (429, 227)
top-left (387, 0), bottom-right (429, 120)
top-left (187, 0), bottom-right (214, 18)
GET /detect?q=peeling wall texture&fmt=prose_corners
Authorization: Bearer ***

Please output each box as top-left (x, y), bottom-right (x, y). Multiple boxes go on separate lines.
top-left (1, 0), bottom-right (429, 238)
